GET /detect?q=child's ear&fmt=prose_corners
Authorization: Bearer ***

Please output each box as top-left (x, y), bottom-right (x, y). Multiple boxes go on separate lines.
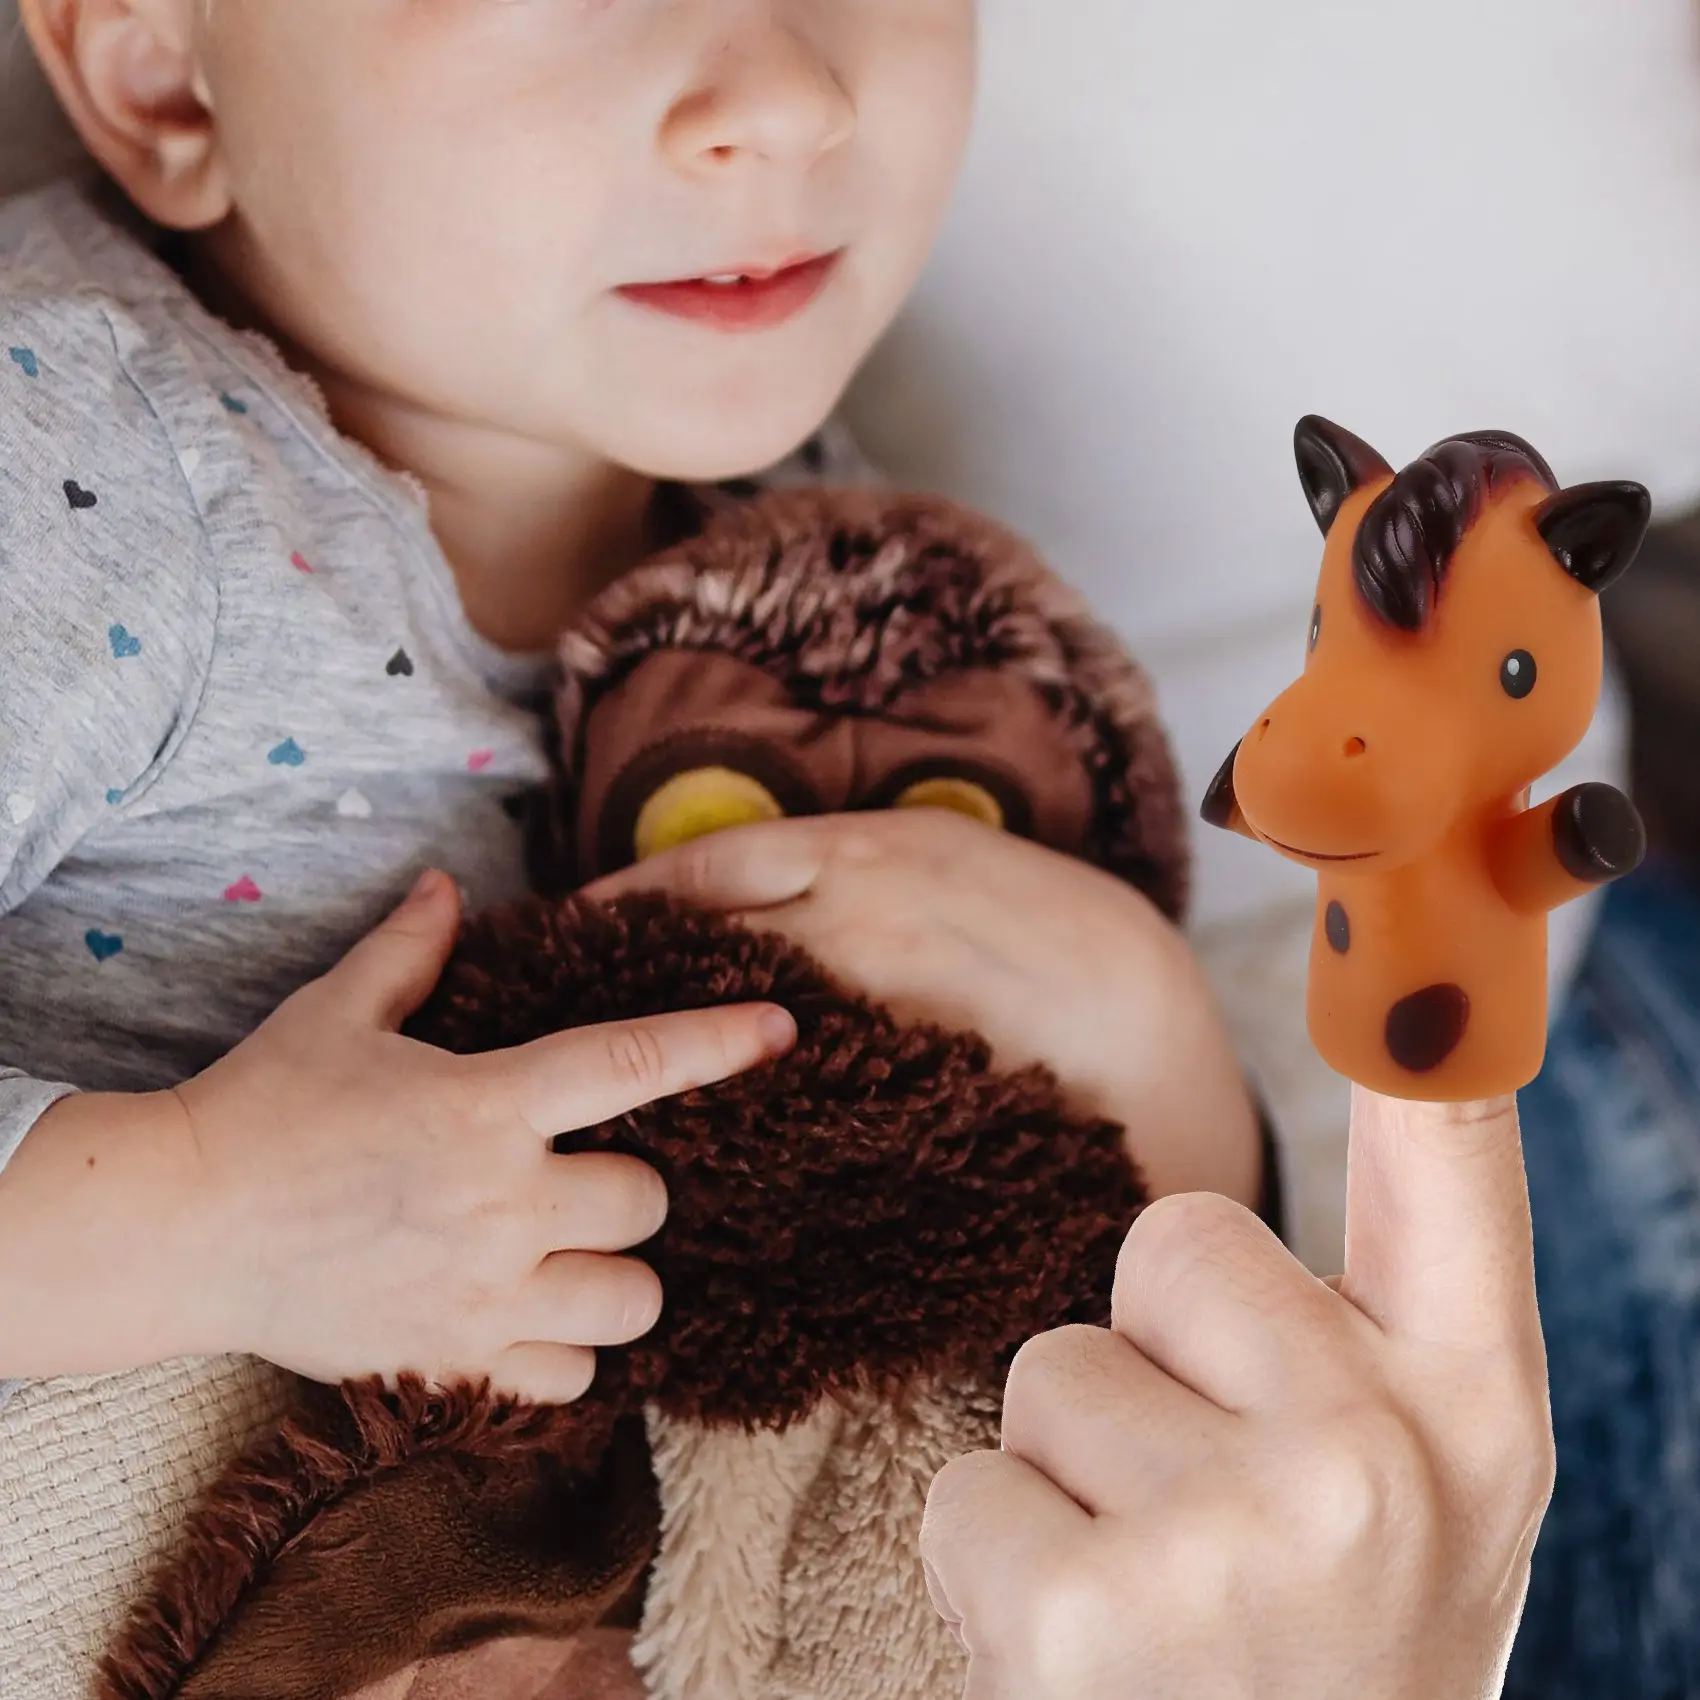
top-left (19, 0), bottom-right (230, 230)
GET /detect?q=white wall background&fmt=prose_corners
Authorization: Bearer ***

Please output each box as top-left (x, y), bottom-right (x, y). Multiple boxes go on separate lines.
top-left (5, 0), bottom-right (1699, 1264)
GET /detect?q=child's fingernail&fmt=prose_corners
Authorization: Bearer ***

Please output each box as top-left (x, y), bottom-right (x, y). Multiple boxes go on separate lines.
top-left (760, 1007), bottom-right (797, 1051)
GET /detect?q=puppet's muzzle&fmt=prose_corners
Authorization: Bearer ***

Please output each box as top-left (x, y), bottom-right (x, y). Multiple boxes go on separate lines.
top-left (1231, 673), bottom-right (1463, 870)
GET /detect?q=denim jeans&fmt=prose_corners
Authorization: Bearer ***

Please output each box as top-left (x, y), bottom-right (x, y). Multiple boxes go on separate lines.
top-left (1505, 856), bottom-right (1700, 1700)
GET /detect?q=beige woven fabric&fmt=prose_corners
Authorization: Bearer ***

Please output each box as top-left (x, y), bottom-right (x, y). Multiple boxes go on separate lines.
top-left (633, 1378), bottom-right (1001, 1700)
top-left (0, 1353), bottom-right (297, 1699)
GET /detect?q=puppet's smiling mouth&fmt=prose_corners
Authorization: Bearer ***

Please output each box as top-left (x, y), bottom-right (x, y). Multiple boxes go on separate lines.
top-left (1260, 832), bottom-right (1380, 862)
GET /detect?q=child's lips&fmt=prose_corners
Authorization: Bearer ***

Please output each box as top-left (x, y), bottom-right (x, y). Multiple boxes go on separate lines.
top-left (614, 250), bottom-right (843, 332)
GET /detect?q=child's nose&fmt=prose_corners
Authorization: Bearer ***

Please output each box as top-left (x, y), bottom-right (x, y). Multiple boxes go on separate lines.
top-left (661, 23), bottom-right (856, 172)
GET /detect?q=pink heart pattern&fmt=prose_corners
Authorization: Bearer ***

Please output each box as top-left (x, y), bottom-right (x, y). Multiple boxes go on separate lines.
top-left (224, 876), bottom-right (263, 904)
top-left (291, 552), bottom-right (315, 574)
top-left (467, 750), bottom-right (495, 773)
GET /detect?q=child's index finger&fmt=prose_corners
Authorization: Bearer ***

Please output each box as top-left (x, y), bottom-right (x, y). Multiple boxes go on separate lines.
top-left (1336, 1084), bottom-right (1539, 1351)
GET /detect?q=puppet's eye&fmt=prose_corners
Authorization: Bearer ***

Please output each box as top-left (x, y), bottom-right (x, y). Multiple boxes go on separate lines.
top-left (633, 766), bottom-right (785, 861)
top-left (1499, 649), bottom-right (1537, 700)
top-left (891, 775), bottom-right (1005, 830)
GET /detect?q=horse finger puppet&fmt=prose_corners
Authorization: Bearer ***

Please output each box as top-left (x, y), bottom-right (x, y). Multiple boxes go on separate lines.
top-left (87, 486), bottom-right (1189, 1700)
top-left (1202, 415), bottom-right (1651, 1100)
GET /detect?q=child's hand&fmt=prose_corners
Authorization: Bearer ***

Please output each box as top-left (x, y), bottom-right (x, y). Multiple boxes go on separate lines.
top-left (582, 810), bottom-right (1262, 1207)
top-left (163, 870), bottom-right (796, 1404)
top-left (917, 1088), bottom-right (1555, 1700)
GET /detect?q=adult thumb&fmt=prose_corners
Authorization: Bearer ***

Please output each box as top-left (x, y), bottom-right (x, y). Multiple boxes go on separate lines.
top-left (330, 869), bottom-right (464, 1030)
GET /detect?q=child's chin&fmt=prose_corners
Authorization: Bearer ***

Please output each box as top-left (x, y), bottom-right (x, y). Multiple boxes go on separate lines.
top-left (607, 397), bottom-right (847, 488)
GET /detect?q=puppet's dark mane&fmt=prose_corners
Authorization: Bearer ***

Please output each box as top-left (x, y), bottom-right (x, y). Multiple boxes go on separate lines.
top-left (1354, 432), bottom-right (1559, 632)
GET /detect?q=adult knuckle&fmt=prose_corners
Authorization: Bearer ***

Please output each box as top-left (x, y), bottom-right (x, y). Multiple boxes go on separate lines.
top-left (1456, 1372), bottom-right (1557, 1531)
top-left (1136, 1491), bottom-right (1247, 1624)
top-left (1132, 1189), bottom-right (1253, 1260)
top-left (1514, 1416), bottom-right (1559, 1524)
top-left (1003, 1325), bottom-right (1112, 1432)
top-left (1026, 1552), bottom-right (1124, 1664)
top-left (1283, 1406), bottom-right (1438, 1565)
top-left (923, 1446), bottom-right (998, 1529)
top-left (1119, 1191), bottom-right (1260, 1301)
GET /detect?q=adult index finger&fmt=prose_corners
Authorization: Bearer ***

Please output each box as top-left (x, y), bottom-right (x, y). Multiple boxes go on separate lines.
top-left (1336, 1085), bottom-right (1541, 1353)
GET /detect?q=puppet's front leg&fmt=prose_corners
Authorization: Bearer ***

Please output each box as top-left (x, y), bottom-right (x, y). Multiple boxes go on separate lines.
top-left (1486, 783), bottom-right (1646, 915)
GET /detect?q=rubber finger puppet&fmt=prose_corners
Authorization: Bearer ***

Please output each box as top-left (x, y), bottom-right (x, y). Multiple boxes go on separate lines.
top-left (1202, 416), bottom-right (1650, 1100)
top-left (101, 487), bottom-right (1190, 1700)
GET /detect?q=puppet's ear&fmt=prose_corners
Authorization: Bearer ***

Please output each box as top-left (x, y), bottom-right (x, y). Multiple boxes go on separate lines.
top-left (1533, 481), bottom-right (1652, 596)
top-left (1293, 416), bottom-right (1394, 537)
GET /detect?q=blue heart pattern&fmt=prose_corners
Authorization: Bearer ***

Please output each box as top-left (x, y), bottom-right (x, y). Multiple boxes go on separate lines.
top-left (8, 346), bottom-right (38, 379)
top-left (268, 737), bottom-right (306, 768)
top-left (109, 624), bottom-right (142, 659)
top-left (85, 929), bottom-right (124, 963)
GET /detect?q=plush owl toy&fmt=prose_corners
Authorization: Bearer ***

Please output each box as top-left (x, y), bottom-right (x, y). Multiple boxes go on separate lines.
top-left (99, 488), bottom-right (1194, 1700)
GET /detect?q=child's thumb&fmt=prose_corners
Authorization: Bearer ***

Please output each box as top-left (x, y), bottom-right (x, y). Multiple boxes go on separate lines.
top-left (330, 869), bottom-right (464, 1030)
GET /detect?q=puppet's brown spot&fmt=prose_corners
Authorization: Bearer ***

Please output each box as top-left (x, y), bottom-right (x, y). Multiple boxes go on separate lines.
top-left (1385, 984), bottom-right (1470, 1073)
top-left (1324, 901), bottom-right (1350, 954)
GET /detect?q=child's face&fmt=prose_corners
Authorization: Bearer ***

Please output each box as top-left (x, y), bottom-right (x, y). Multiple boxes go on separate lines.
top-left (191, 0), bottom-right (978, 482)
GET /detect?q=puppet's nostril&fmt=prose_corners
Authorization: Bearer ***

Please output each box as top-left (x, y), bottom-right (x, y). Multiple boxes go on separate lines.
top-left (1344, 736), bottom-right (1367, 758)
top-left (1257, 717), bottom-right (1272, 738)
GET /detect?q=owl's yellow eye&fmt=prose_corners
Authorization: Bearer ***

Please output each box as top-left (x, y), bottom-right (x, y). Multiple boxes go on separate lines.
top-left (633, 766), bottom-right (785, 862)
top-left (891, 775), bottom-right (1005, 830)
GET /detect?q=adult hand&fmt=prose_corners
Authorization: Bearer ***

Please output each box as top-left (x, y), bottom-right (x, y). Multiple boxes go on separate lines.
top-left (917, 1085), bottom-right (1556, 1699)
top-left (582, 808), bottom-right (1261, 1206)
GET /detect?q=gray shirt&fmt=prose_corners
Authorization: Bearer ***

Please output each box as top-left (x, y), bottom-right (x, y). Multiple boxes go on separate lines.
top-left (0, 177), bottom-right (880, 1407)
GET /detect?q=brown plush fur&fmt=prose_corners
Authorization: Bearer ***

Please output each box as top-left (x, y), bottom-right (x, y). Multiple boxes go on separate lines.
top-left (98, 894), bottom-right (1147, 1700)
